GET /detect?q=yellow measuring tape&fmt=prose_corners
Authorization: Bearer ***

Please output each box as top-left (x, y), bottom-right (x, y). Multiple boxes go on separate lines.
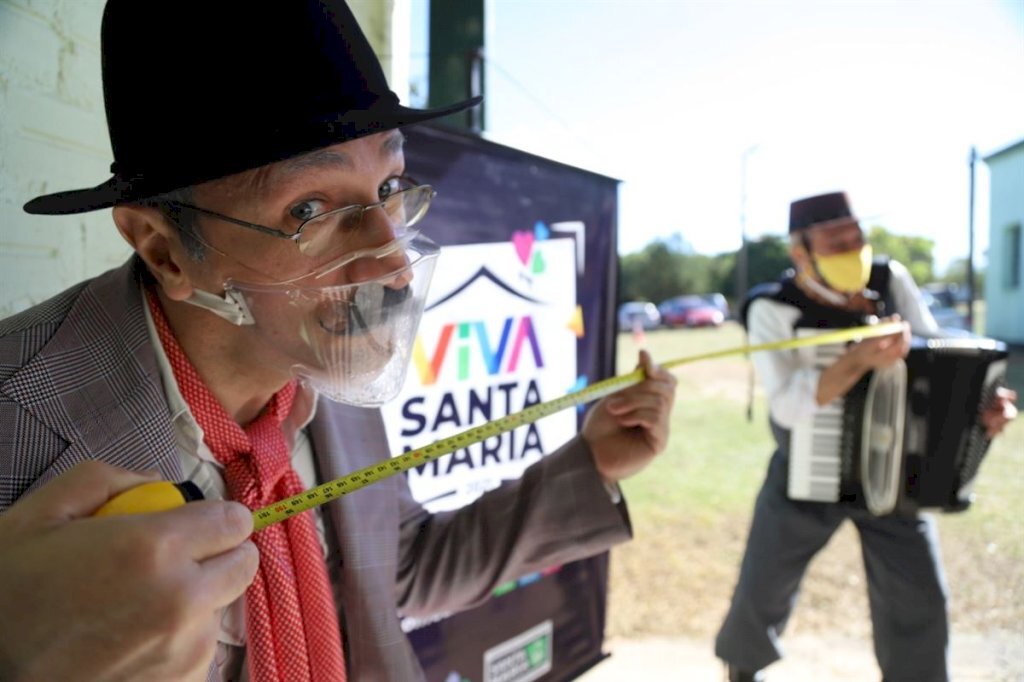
top-left (251, 320), bottom-right (903, 530)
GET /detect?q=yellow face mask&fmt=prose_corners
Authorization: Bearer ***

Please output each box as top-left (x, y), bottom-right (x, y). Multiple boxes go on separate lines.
top-left (813, 244), bottom-right (873, 294)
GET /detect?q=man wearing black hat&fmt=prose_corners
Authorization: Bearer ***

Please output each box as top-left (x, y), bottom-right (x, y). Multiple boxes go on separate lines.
top-left (714, 192), bottom-right (1017, 681)
top-left (0, 2), bottom-right (677, 680)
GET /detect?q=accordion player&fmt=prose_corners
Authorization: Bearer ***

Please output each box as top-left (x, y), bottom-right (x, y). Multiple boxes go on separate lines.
top-left (788, 329), bottom-right (1008, 515)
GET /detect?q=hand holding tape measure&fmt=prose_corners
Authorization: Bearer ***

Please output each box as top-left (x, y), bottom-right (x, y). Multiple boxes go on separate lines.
top-left (94, 321), bottom-right (905, 529)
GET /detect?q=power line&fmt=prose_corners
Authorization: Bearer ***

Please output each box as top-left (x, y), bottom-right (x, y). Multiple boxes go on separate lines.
top-left (383, 51), bottom-right (613, 172)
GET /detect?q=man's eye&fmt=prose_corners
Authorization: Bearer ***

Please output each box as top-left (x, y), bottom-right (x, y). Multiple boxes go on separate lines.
top-left (378, 177), bottom-right (403, 200)
top-left (289, 199), bottom-right (326, 222)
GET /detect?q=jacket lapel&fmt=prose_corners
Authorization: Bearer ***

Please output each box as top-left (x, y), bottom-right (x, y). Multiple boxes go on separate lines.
top-left (2, 258), bottom-right (182, 489)
top-left (309, 400), bottom-right (426, 681)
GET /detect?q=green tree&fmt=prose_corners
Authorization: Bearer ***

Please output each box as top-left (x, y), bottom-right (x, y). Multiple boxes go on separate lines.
top-left (939, 257), bottom-right (984, 293)
top-left (619, 239), bottom-right (720, 304)
top-left (619, 241), bottom-right (686, 303)
top-left (747, 236), bottom-right (792, 289)
top-left (677, 253), bottom-right (716, 295)
top-left (720, 235), bottom-right (792, 298)
top-left (710, 252), bottom-right (736, 296)
top-left (865, 225), bottom-right (935, 284)
top-left (620, 226), bottom-right (941, 306)
top-left (620, 235), bottom-right (789, 304)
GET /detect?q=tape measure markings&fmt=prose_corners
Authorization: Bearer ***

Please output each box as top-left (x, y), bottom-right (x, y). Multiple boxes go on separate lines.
top-left (253, 321), bottom-right (903, 530)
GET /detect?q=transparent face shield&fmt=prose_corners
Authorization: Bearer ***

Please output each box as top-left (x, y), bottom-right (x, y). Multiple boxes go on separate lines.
top-left (186, 232), bottom-right (439, 406)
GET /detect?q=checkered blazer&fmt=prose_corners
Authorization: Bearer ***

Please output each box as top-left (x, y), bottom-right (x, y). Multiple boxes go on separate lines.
top-left (0, 258), bottom-right (632, 681)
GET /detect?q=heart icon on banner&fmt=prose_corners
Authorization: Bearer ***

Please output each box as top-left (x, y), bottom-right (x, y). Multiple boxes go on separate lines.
top-left (534, 221), bottom-right (550, 241)
top-left (512, 230), bottom-right (534, 265)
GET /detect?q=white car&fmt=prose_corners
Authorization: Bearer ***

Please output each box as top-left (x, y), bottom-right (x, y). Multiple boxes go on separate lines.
top-left (618, 301), bottom-right (661, 331)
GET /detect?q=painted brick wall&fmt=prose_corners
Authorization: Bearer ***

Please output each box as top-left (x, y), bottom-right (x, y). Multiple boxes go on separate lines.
top-left (0, 0), bottom-right (397, 318)
top-left (0, 0), bottom-right (111, 318)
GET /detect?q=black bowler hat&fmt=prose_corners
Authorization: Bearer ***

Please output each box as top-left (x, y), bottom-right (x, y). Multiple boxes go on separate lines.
top-left (788, 192), bottom-right (858, 233)
top-left (24, 0), bottom-right (481, 215)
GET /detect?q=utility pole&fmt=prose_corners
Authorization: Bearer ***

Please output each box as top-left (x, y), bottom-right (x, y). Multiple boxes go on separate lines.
top-left (967, 146), bottom-right (976, 331)
top-left (738, 145), bottom-right (758, 423)
top-left (736, 145), bottom-right (758, 304)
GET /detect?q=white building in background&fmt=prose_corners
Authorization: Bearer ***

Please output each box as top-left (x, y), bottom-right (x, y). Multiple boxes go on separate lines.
top-left (983, 138), bottom-right (1024, 345)
top-left (0, 0), bottom-right (409, 319)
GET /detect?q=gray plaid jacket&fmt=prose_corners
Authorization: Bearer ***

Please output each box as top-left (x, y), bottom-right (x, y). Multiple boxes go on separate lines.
top-left (0, 258), bottom-right (632, 682)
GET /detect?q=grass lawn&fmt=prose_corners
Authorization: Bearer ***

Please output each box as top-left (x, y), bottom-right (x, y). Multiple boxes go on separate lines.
top-left (607, 323), bottom-right (1024, 641)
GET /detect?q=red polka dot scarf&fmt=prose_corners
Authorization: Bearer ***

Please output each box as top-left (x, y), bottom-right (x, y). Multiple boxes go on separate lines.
top-left (146, 289), bottom-right (346, 682)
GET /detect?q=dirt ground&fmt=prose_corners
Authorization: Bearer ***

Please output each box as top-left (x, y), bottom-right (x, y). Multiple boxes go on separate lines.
top-left (578, 631), bottom-right (1024, 681)
top-left (589, 521), bottom-right (1024, 680)
top-left (605, 517), bottom-right (1024, 641)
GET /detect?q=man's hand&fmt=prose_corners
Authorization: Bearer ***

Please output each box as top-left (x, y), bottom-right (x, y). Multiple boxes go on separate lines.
top-left (981, 386), bottom-right (1018, 439)
top-left (817, 317), bottom-right (910, 406)
top-left (845, 317), bottom-right (912, 371)
top-left (0, 461), bottom-right (258, 682)
top-left (582, 350), bottom-right (677, 484)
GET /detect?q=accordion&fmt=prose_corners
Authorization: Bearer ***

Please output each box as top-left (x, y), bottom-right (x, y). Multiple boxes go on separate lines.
top-left (788, 332), bottom-right (1008, 516)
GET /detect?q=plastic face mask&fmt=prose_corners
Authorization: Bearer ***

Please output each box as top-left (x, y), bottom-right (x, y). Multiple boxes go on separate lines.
top-left (813, 244), bottom-right (873, 294)
top-left (185, 234), bottom-right (439, 406)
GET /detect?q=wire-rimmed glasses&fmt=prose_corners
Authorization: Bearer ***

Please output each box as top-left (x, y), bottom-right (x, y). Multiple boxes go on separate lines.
top-left (167, 180), bottom-right (436, 260)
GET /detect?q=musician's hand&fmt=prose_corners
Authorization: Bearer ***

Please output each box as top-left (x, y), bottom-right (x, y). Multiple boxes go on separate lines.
top-left (981, 387), bottom-right (1018, 439)
top-left (582, 350), bottom-right (677, 484)
top-left (847, 316), bottom-right (911, 371)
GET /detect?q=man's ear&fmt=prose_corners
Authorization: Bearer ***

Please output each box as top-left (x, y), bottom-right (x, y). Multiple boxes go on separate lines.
top-left (112, 205), bottom-right (195, 301)
top-left (789, 238), bottom-right (812, 274)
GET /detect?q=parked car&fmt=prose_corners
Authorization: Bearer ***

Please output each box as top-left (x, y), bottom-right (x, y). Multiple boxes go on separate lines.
top-left (923, 282), bottom-right (970, 307)
top-left (657, 295), bottom-right (725, 328)
top-left (700, 292), bottom-right (731, 319)
top-left (618, 301), bottom-right (661, 331)
top-left (921, 290), bottom-right (969, 331)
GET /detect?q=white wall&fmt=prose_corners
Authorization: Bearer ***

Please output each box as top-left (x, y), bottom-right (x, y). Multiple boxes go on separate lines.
top-left (0, 0), bottom-right (114, 318)
top-left (0, 0), bottom-right (405, 319)
top-left (984, 142), bottom-right (1024, 345)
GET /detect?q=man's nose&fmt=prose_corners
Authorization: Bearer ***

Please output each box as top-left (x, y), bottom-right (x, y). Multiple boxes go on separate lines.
top-left (344, 208), bottom-right (413, 287)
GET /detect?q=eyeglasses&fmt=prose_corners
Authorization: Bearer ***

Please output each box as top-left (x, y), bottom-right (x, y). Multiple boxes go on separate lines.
top-left (167, 180), bottom-right (436, 260)
top-left (802, 220), bottom-right (865, 256)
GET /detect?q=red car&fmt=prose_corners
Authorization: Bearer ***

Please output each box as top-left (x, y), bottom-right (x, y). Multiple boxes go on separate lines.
top-left (658, 295), bottom-right (725, 328)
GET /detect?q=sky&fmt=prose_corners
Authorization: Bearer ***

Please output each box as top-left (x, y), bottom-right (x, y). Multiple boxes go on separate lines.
top-left (433, 0), bottom-right (1024, 273)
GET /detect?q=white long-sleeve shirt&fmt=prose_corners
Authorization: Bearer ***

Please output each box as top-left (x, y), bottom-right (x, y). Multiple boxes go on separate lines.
top-left (748, 260), bottom-right (939, 430)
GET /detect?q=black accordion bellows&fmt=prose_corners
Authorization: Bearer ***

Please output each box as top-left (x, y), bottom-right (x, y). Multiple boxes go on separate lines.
top-left (899, 337), bottom-right (1009, 513)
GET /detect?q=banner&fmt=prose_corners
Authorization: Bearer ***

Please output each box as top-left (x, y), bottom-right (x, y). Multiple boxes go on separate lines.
top-left (392, 124), bottom-right (620, 682)
top-left (382, 238), bottom-right (578, 511)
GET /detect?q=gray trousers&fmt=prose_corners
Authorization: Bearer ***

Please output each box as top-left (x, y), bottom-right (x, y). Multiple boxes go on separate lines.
top-left (715, 450), bottom-right (950, 682)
